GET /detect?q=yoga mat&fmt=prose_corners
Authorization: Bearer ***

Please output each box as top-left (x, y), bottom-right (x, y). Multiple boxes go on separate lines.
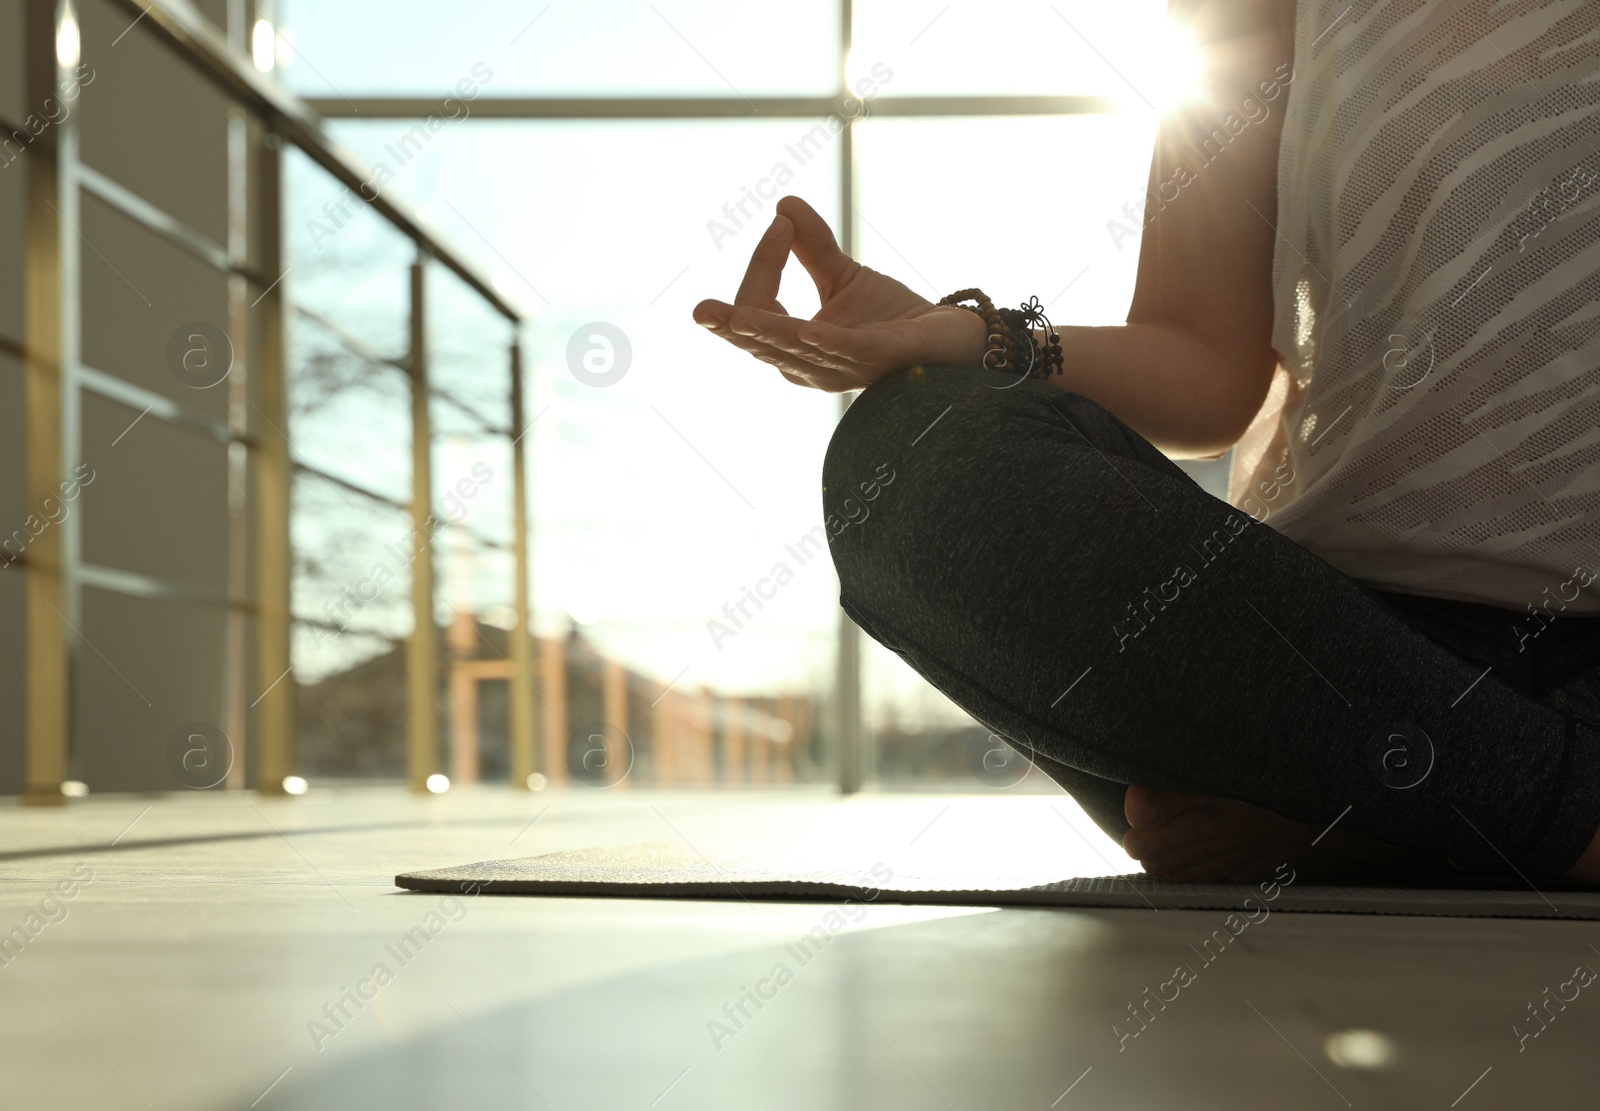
top-left (395, 842), bottom-right (1600, 920)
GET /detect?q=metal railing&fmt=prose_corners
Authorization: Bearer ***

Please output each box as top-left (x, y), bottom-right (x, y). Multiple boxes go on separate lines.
top-left (15, 0), bottom-right (534, 800)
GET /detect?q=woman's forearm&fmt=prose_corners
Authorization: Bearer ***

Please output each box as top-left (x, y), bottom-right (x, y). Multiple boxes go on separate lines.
top-left (1042, 322), bottom-right (1275, 459)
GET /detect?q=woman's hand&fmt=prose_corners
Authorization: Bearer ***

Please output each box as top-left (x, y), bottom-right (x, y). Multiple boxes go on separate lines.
top-left (692, 195), bottom-right (987, 391)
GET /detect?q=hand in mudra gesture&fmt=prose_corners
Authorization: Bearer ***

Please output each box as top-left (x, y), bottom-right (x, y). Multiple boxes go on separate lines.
top-left (693, 195), bottom-right (986, 392)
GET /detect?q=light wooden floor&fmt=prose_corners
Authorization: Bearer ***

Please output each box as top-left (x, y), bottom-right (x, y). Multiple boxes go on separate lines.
top-left (0, 786), bottom-right (1590, 1109)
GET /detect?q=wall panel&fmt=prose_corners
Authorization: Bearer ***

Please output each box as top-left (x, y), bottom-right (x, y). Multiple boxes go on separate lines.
top-left (78, 0), bottom-right (232, 246)
top-left (74, 586), bottom-right (229, 792)
top-left (79, 390), bottom-right (230, 592)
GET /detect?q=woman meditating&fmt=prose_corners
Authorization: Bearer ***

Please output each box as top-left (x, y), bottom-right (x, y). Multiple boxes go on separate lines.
top-left (692, 0), bottom-right (1600, 883)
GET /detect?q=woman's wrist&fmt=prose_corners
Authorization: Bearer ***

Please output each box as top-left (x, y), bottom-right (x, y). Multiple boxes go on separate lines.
top-left (953, 304), bottom-right (990, 368)
top-left (937, 290), bottom-right (1064, 378)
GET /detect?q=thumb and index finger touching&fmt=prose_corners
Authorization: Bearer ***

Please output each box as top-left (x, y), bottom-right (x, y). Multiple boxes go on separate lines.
top-left (694, 195), bottom-right (857, 328)
top-left (775, 194), bottom-right (858, 302)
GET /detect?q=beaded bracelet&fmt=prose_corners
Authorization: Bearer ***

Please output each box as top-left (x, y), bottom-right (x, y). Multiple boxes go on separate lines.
top-left (937, 288), bottom-right (1064, 379)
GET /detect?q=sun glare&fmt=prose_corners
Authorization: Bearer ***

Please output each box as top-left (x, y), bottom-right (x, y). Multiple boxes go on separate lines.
top-left (251, 19), bottom-right (276, 73)
top-left (1146, 19), bottom-right (1204, 110)
top-left (55, 5), bottom-right (80, 69)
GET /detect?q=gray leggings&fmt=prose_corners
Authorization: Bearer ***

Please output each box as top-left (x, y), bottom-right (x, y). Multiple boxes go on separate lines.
top-left (821, 365), bottom-right (1600, 876)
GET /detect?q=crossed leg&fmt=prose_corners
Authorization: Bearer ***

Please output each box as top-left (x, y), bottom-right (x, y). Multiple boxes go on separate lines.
top-left (821, 365), bottom-right (1600, 880)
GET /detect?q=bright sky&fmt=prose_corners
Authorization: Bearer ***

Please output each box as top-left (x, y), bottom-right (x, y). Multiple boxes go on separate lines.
top-left (276, 1), bottom-right (1205, 725)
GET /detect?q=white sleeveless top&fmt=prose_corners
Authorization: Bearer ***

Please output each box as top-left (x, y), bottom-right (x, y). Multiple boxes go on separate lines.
top-left (1229, 0), bottom-right (1600, 613)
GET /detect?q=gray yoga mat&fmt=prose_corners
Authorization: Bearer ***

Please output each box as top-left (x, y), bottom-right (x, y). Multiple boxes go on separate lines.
top-left (395, 842), bottom-right (1600, 920)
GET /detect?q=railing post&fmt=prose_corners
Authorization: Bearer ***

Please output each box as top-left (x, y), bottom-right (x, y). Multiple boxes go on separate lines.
top-left (21, 0), bottom-right (74, 805)
top-left (254, 132), bottom-right (294, 795)
top-left (406, 255), bottom-right (440, 791)
top-left (223, 8), bottom-right (252, 788)
top-left (508, 338), bottom-right (538, 788)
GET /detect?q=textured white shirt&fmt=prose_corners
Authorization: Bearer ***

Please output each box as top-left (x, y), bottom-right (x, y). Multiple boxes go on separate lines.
top-left (1229, 0), bottom-right (1600, 613)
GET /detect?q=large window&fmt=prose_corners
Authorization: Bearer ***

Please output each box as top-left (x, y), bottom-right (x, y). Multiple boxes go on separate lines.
top-left (276, 0), bottom-right (1228, 790)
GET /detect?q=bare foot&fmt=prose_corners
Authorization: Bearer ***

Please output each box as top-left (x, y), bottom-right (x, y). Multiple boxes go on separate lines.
top-left (1122, 785), bottom-right (1469, 883)
top-left (1565, 823), bottom-right (1600, 884)
top-left (1122, 785), bottom-right (1600, 884)
top-left (1121, 785), bottom-right (1315, 883)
